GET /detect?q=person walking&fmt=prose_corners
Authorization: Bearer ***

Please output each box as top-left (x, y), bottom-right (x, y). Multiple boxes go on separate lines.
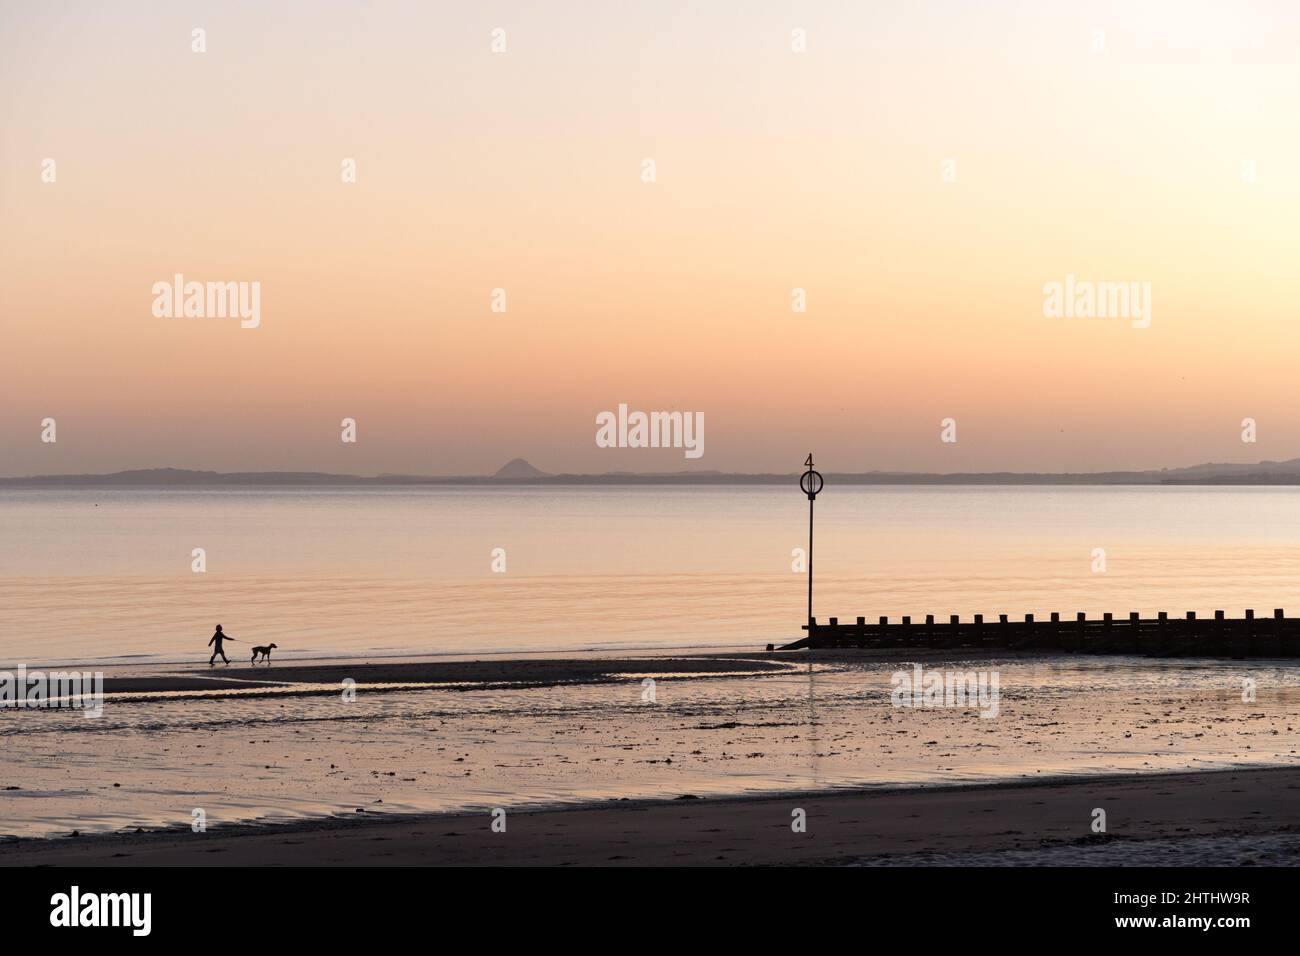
top-left (208, 624), bottom-right (233, 666)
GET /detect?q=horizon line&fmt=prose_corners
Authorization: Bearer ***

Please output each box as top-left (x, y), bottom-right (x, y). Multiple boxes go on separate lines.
top-left (7, 455), bottom-right (1300, 485)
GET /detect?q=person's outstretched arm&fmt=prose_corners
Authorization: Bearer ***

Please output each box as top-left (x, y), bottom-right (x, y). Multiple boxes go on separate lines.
top-left (208, 636), bottom-right (215, 646)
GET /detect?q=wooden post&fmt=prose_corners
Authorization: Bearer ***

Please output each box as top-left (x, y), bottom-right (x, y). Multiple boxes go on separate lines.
top-left (1130, 611), bottom-right (1139, 653)
top-left (1050, 611), bottom-right (1060, 649)
top-left (1276, 608), bottom-right (1285, 656)
top-left (1077, 612), bottom-right (1086, 651)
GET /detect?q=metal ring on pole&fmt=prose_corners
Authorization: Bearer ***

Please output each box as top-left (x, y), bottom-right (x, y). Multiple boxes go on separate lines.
top-left (800, 468), bottom-right (823, 500)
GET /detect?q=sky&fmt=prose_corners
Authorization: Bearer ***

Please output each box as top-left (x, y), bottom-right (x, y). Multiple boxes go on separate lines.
top-left (4, 0), bottom-right (1300, 476)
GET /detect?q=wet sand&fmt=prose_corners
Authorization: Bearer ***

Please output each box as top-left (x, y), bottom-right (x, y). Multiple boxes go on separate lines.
top-left (6, 651), bottom-right (1300, 856)
top-left (4, 766), bottom-right (1299, 866)
top-left (83, 654), bottom-right (792, 697)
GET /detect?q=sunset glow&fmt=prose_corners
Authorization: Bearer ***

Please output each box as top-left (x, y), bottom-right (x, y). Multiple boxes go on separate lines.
top-left (5, 0), bottom-right (1300, 477)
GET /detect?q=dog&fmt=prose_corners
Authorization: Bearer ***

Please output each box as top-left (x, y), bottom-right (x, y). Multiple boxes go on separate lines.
top-left (250, 643), bottom-right (278, 665)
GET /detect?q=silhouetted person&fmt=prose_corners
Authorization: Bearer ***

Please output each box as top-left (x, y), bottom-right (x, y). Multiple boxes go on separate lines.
top-left (208, 624), bottom-right (232, 666)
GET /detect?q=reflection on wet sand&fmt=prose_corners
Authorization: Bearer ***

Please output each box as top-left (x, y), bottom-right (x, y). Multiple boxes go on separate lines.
top-left (3, 653), bottom-right (1298, 839)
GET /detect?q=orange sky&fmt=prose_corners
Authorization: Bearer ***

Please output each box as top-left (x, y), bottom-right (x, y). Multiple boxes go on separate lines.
top-left (4, 1), bottom-right (1300, 476)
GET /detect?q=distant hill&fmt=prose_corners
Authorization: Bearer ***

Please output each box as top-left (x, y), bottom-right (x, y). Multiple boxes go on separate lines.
top-left (492, 458), bottom-right (551, 479)
top-left (8, 458), bottom-right (1300, 486)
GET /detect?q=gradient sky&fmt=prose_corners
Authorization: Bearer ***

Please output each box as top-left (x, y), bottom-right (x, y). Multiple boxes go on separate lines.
top-left (4, 0), bottom-right (1300, 476)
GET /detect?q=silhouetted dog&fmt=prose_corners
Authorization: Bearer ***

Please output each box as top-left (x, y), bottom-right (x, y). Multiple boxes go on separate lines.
top-left (250, 643), bottom-right (277, 665)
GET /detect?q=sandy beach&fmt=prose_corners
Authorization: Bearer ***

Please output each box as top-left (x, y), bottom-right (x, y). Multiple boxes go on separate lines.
top-left (4, 766), bottom-right (1298, 866)
top-left (4, 651), bottom-right (1300, 866)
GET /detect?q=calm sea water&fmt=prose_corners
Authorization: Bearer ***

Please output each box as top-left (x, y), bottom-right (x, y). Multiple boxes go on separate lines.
top-left (2, 485), bottom-right (1299, 666)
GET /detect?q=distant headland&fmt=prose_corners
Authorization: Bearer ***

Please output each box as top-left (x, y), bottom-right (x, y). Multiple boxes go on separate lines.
top-left (8, 457), bottom-right (1300, 486)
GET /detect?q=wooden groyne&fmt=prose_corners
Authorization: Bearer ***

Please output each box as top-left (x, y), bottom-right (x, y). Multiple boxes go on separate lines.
top-left (778, 609), bottom-right (1300, 657)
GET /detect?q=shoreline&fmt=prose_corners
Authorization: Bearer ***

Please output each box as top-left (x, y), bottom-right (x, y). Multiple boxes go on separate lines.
top-left (0, 643), bottom-right (782, 675)
top-left (4, 766), bottom-right (1299, 866)
top-left (3, 655), bottom-right (797, 700)
top-left (5, 646), bottom-right (1263, 689)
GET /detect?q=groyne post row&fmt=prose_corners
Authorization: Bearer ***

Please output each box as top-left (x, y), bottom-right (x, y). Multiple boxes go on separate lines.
top-left (778, 609), bottom-right (1299, 656)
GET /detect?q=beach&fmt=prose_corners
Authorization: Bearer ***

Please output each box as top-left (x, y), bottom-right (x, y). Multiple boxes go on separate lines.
top-left (4, 766), bottom-right (1299, 866)
top-left (3, 650), bottom-right (1299, 865)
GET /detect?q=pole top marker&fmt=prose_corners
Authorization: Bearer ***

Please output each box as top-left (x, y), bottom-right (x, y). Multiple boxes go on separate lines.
top-left (800, 453), bottom-right (823, 500)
